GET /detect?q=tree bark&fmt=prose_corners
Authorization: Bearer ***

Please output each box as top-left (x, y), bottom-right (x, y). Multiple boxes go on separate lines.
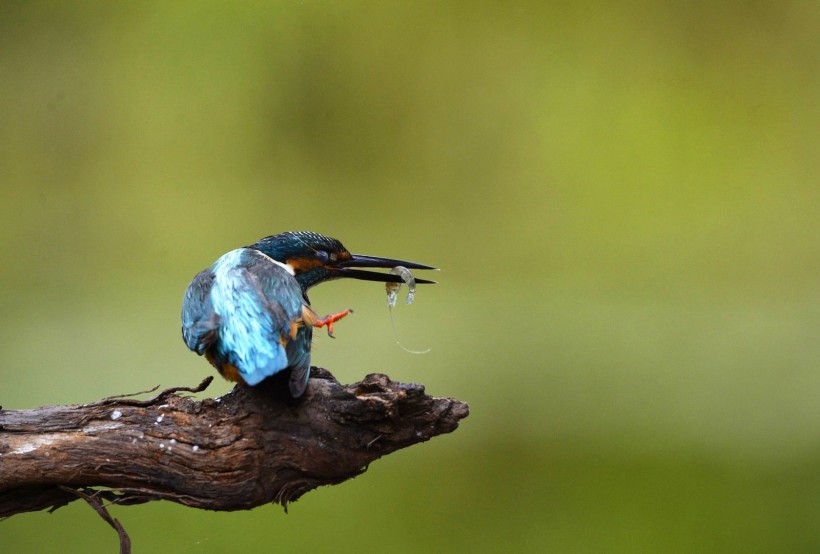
top-left (0, 368), bottom-right (468, 518)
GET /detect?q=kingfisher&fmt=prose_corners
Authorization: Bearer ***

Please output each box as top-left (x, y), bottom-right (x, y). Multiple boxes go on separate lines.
top-left (181, 231), bottom-right (436, 398)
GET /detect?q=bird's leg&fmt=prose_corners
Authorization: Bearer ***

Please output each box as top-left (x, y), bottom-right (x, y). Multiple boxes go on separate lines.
top-left (313, 309), bottom-right (353, 338)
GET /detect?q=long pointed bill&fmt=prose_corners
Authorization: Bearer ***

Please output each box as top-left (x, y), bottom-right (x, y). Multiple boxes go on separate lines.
top-left (334, 254), bottom-right (438, 284)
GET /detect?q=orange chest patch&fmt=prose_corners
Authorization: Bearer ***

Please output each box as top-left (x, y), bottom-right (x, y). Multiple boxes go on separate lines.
top-left (205, 350), bottom-right (246, 384)
top-left (220, 362), bottom-right (245, 383)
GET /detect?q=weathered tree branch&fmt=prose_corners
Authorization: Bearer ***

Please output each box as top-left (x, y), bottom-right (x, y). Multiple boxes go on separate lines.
top-left (0, 368), bottom-right (468, 519)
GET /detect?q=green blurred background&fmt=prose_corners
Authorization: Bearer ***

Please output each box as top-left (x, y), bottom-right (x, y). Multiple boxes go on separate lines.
top-left (1, 1), bottom-right (818, 552)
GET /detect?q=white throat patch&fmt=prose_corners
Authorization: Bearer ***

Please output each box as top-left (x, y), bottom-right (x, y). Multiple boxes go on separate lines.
top-left (256, 250), bottom-right (295, 275)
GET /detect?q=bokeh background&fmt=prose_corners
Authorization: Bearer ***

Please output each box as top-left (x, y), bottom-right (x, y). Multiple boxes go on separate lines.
top-left (1, 2), bottom-right (818, 552)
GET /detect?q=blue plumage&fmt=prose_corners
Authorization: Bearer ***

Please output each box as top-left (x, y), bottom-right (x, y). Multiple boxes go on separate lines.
top-left (209, 249), bottom-right (297, 386)
top-left (182, 247), bottom-right (311, 395)
top-left (181, 231), bottom-right (437, 398)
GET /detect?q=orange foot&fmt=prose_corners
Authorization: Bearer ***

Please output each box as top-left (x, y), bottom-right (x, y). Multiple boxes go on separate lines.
top-left (314, 309), bottom-right (353, 338)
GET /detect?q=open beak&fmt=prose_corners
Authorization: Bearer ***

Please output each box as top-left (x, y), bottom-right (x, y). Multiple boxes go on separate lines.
top-left (333, 254), bottom-right (438, 284)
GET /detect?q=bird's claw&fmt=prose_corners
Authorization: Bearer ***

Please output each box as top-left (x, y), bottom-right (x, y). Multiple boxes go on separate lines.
top-left (315, 309), bottom-right (353, 338)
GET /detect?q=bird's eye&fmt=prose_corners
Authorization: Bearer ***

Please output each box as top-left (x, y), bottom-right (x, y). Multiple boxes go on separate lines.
top-left (315, 250), bottom-right (330, 263)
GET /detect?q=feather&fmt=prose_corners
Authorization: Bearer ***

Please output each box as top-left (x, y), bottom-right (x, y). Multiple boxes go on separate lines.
top-left (182, 248), bottom-right (313, 395)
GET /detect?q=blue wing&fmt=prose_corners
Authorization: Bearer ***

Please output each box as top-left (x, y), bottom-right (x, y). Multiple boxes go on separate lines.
top-left (181, 269), bottom-right (219, 355)
top-left (182, 248), bottom-right (313, 394)
top-left (285, 323), bottom-right (313, 397)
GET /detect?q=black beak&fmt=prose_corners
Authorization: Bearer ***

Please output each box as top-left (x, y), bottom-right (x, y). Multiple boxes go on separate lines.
top-left (333, 254), bottom-right (438, 284)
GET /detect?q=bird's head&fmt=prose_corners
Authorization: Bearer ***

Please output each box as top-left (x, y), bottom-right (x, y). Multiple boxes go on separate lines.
top-left (250, 231), bottom-right (437, 291)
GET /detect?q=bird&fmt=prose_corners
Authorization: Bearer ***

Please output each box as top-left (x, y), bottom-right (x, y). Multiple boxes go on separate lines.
top-left (181, 231), bottom-right (436, 398)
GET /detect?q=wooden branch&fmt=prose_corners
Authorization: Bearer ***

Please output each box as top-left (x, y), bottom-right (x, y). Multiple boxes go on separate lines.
top-left (0, 368), bottom-right (468, 518)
